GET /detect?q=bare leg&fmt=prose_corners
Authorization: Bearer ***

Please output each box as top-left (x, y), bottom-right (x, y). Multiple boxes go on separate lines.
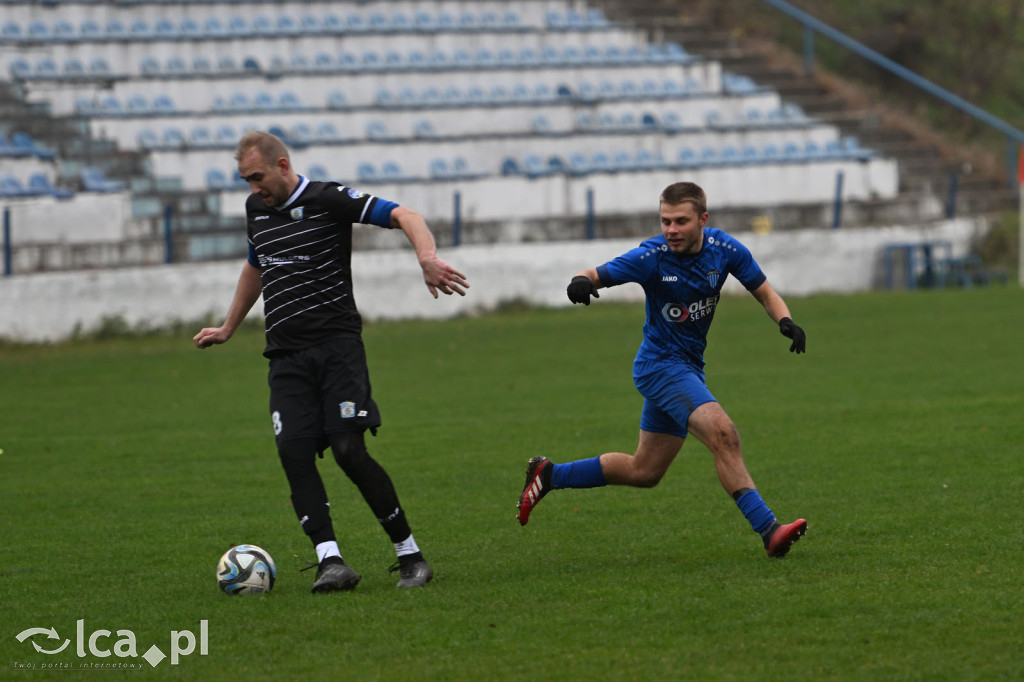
top-left (599, 430), bottom-right (685, 488)
top-left (685, 402), bottom-right (756, 495)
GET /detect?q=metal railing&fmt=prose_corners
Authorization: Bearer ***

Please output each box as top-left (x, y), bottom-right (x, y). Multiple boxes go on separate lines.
top-left (761, 0), bottom-right (1024, 187)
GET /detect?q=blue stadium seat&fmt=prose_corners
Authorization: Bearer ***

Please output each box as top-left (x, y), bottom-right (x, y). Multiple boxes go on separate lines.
top-left (253, 92), bottom-right (276, 110)
top-left (27, 20), bottom-right (52, 42)
top-left (53, 21), bottom-right (76, 42)
top-left (414, 12), bottom-right (437, 33)
top-left (98, 95), bottom-right (122, 116)
top-left (429, 158), bottom-right (452, 179)
top-left (190, 126), bottom-right (214, 148)
top-left (192, 56), bottom-right (213, 74)
top-left (322, 13), bottom-right (344, 34)
top-left (217, 55), bottom-right (238, 73)
top-left (315, 122), bottom-right (345, 144)
top-left (162, 127), bottom-right (186, 149)
top-left (278, 91), bottom-right (302, 110)
top-left (126, 94), bottom-right (150, 115)
top-left (365, 120), bottom-right (395, 141)
top-left (63, 57), bottom-right (86, 79)
top-left (500, 157), bottom-right (520, 176)
top-left (154, 18), bottom-right (179, 40)
top-left (227, 17), bottom-right (248, 37)
top-left (763, 143), bottom-right (782, 162)
top-left (590, 152), bottom-right (614, 173)
top-left (81, 167), bottom-right (125, 192)
top-left (391, 13), bottom-right (411, 33)
top-left (2, 21), bottom-right (23, 42)
top-left (413, 119), bottom-right (437, 140)
top-left (242, 57), bottom-right (261, 74)
top-left (129, 19), bottom-right (152, 40)
top-left (140, 56), bottom-right (161, 76)
top-left (214, 125), bottom-right (237, 146)
top-left (357, 162), bottom-right (378, 182)
top-left (8, 58), bottom-right (31, 80)
top-left (290, 124), bottom-right (314, 147)
top-left (251, 16), bottom-right (273, 37)
top-left (204, 17), bottom-right (228, 38)
top-left (206, 168), bottom-right (230, 191)
top-left (35, 58), bottom-right (59, 79)
top-left (327, 91), bottom-right (350, 109)
top-left (522, 155), bottom-right (549, 178)
top-left (88, 58), bottom-right (112, 78)
top-left (0, 175), bottom-right (30, 198)
top-left (277, 15), bottom-right (299, 35)
top-left (612, 151), bottom-right (637, 172)
top-left (78, 20), bottom-right (101, 40)
top-left (676, 147), bottom-right (699, 168)
top-left (635, 149), bottom-right (666, 170)
top-left (28, 173), bottom-right (73, 199)
top-left (151, 95), bottom-right (175, 114)
top-left (165, 56), bottom-right (187, 76)
top-left (313, 53), bottom-right (335, 71)
top-left (346, 14), bottom-right (368, 33)
top-left (436, 12), bottom-right (456, 32)
top-left (307, 164), bottom-right (330, 182)
top-left (105, 20), bottom-right (127, 40)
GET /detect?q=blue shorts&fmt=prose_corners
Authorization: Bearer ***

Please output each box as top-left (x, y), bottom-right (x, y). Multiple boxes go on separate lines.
top-left (633, 361), bottom-right (717, 438)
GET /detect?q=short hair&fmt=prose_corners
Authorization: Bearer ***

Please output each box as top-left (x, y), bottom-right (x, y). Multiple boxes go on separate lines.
top-left (660, 182), bottom-right (707, 215)
top-left (235, 130), bottom-right (290, 165)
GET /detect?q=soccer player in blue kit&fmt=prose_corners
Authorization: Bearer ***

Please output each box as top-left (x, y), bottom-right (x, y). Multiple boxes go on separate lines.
top-left (516, 182), bottom-right (808, 558)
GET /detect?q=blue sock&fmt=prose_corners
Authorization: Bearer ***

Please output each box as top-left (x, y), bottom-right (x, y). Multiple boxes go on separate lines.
top-left (735, 489), bottom-right (777, 536)
top-left (551, 457), bottom-right (607, 489)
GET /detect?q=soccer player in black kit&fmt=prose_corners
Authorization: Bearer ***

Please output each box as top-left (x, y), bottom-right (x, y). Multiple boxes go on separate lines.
top-left (194, 131), bottom-right (469, 591)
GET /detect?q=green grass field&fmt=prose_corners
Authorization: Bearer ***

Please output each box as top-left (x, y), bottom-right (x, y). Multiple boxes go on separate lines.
top-left (2, 287), bottom-right (1022, 680)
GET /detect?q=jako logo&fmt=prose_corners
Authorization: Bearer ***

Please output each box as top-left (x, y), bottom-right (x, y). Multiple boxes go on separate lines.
top-left (14, 620), bottom-right (208, 669)
top-left (661, 276), bottom-right (678, 282)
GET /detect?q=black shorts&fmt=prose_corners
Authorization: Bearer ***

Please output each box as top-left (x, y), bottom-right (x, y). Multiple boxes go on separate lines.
top-left (267, 336), bottom-right (381, 445)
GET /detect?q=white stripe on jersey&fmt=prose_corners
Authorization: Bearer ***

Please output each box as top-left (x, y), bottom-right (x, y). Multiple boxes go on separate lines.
top-left (265, 288), bottom-right (350, 332)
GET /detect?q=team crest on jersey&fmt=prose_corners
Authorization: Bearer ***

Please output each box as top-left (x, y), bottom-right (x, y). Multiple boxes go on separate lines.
top-left (347, 188), bottom-right (366, 199)
top-left (706, 269), bottom-right (721, 288)
top-left (290, 207), bottom-right (304, 220)
top-left (340, 401), bottom-right (356, 418)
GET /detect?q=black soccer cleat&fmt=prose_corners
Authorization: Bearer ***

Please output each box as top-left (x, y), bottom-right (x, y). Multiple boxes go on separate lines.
top-left (516, 456), bottom-right (553, 526)
top-left (390, 559), bottom-right (433, 587)
top-left (310, 556), bottom-right (361, 593)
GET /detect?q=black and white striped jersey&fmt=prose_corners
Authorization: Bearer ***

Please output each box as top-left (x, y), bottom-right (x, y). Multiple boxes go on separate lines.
top-left (245, 176), bottom-right (399, 356)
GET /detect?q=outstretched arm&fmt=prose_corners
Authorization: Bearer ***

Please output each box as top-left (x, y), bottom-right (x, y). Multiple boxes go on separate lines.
top-left (390, 206), bottom-right (469, 298)
top-left (193, 261), bottom-right (263, 349)
top-left (567, 268), bottom-right (603, 305)
top-left (750, 281), bottom-right (806, 353)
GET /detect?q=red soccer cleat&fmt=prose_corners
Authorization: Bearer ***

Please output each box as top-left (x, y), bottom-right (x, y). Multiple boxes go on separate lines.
top-left (765, 518), bottom-right (807, 558)
top-left (516, 456), bottom-right (552, 526)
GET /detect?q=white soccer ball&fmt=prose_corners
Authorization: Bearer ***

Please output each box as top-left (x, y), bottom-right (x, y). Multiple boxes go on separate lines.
top-left (216, 544), bottom-right (277, 595)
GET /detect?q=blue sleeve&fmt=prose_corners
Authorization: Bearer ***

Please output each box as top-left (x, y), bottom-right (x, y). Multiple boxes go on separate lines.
top-left (727, 239), bottom-right (766, 291)
top-left (365, 197), bottom-right (400, 228)
top-left (247, 244), bottom-right (258, 268)
top-left (597, 245), bottom-right (658, 287)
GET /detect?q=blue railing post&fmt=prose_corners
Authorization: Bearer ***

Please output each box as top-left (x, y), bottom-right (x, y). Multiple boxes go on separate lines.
top-left (3, 208), bottom-right (11, 276)
top-left (831, 171), bottom-right (844, 228)
top-left (163, 204), bottom-right (173, 264)
top-left (945, 172), bottom-right (959, 219)
top-left (802, 25), bottom-right (815, 78)
top-left (452, 190), bottom-right (461, 247)
top-left (585, 187), bottom-right (595, 240)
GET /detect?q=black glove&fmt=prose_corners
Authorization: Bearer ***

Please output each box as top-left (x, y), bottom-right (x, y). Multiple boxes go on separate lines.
top-left (778, 317), bottom-right (806, 354)
top-left (567, 275), bottom-right (600, 305)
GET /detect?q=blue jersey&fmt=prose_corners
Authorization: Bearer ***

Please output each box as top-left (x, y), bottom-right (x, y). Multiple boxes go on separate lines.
top-left (596, 229), bottom-right (766, 369)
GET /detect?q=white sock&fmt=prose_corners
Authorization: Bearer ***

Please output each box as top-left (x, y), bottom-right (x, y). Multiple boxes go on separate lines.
top-left (315, 541), bottom-right (341, 563)
top-left (393, 535), bottom-right (420, 558)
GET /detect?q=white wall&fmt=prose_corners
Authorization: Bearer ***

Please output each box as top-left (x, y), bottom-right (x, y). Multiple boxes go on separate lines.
top-left (0, 217), bottom-right (988, 343)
